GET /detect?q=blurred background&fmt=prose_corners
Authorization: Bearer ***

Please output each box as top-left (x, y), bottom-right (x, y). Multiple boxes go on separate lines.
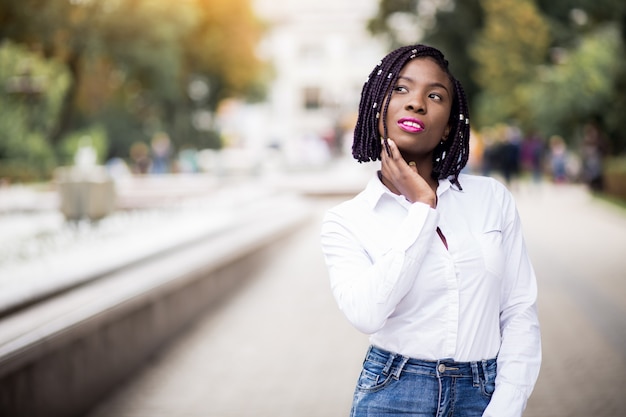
top-left (1, 0), bottom-right (625, 188)
top-left (0, 0), bottom-right (625, 416)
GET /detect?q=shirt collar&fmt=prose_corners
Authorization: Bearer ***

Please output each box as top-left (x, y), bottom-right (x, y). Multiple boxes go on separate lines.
top-left (363, 171), bottom-right (461, 209)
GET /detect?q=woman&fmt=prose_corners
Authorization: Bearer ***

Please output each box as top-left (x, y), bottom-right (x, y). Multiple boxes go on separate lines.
top-left (320, 44), bottom-right (541, 417)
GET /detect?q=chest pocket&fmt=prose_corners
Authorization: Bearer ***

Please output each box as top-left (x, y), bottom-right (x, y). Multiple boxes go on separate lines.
top-left (477, 229), bottom-right (504, 276)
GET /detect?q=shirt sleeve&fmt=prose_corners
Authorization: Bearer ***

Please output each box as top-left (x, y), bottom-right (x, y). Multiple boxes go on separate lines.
top-left (320, 202), bottom-right (439, 334)
top-left (483, 191), bottom-right (542, 417)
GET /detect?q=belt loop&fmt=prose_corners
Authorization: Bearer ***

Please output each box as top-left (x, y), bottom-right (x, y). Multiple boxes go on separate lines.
top-left (392, 356), bottom-right (409, 380)
top-left (481, 360), bottom-right (489, 380)
top-left (470, 362), bottom-right (480, 387)
top-left (382, 351), bottom-right (395, 376)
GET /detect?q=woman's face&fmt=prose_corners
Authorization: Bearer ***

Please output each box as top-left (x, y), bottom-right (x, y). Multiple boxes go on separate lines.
top-left (380, 57), bottom-right (453, 161)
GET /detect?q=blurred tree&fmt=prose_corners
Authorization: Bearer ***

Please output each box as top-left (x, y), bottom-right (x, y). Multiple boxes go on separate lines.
top-left (534, 0), bottom-right (626, 153)
top-left (0, 0), bottom-right (266, 170)
top-left (88, 0), bottom-right (196, 154)
top-left (419, 0), bottom-right (484, 105)
top-left (0, 41), bottom-right (69, 181)
top-left (367, 0), bottom-right (484, 117)
top-left (0, 0), bottom-right (111, 146)
top-left (367, 0), bottom-right (419, 44)
top-left (470, 0), bottom-right (550, 128)
top-left (173, 0), bottom-right (267, 150)
top-left (184, 0), bottom-right (266, 106)
top-left (524, 25), bottom-right (624, 146)
top-left (535, 0), bottom-right (626, 42)
top-left (369, 0), bottom-right (626, 154)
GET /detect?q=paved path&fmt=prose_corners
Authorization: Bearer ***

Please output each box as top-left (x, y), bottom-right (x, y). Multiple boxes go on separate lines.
top-left (87, 180), bottom-right (626, 417)
top-left (515, 183), bottom-right (626, 417)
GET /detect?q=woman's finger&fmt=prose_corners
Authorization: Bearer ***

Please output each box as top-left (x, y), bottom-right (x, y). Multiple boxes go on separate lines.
top-left (386, 138), bottom-right (400, 159)
top-left (381, 137), bottom-right (392, 158)
top-left (384, 139), bottom-right (402, 167)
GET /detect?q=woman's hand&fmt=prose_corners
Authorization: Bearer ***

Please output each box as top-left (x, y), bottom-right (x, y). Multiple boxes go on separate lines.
top-left (381, 139), bottom-right (437, 208)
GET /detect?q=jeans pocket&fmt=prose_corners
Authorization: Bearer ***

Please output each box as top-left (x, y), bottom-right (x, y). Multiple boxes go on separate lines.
top-left (480, 378), bottom-right (495, 397)
top-left (480, 363), bottom-right (497, 398)
top-left (355, 359), bottom-right (393, 392)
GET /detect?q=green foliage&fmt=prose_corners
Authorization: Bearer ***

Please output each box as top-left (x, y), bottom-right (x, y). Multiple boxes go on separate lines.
top-left (0, 40), bottom-right (70, 181)
top-left (182, 0), bottom-right (267, 104)
top-left (421, 0), bottom-right (484, 102)
top-left (366, 0), bottom-right (485, 118)
top-left (369, 0), bottom-right (626, 154)
top-left (470, 0), bottom-right (550, 127)
top-left (524, 25), bottom-right (623, 141)
top-left (472, 0), bottom-right (550, 89)
top-left (0, 104), bottom-right (56, 181)
top-left (536, 0), bottom-right (626, 33)
top-left (0, 40), bottom-right (70, 133)
top-left (97, 104), bottom-right (150, 161)
top-left (0, 0), bottom-right (267, 181)
top-left (602, 156), bottom-right (626, 201)
top-left (57, 125), bottom-right (109, 166)
top-left (367, 0), bottom-right (419, 41)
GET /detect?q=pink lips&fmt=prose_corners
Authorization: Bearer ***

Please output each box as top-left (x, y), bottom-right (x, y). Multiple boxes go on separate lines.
top-left (397, 117), bottom-right (425, 133)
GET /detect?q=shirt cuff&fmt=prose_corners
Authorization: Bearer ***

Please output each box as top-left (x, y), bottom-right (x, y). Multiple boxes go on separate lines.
top-left (482, 382), bottom-right (528, 417)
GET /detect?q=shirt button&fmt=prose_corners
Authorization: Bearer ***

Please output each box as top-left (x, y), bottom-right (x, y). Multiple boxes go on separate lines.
top-left (438, 364), bottom-right (446, 373)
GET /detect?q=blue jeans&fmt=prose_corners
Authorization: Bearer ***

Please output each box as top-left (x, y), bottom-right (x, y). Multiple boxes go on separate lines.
top-left (351, 346), bottom-right (496, 417)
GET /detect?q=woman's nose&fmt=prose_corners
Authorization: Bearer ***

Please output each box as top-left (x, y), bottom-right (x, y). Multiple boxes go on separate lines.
top-left (405, 95), bottom-right (425, 113)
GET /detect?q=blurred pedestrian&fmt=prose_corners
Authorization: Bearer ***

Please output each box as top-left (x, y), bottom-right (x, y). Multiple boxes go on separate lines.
top-left (548, 135), bottom-right (568, 183)
top-left (320, 44), bottom-right (541, 417)
top-left (580, 121), bottom-right (608, 192)
top-left (521, 130), bottom-right (545, 183)
top-left (129, 141), bottom-right (151, 174)
top-left (150, 132), bottom-right (172, 174)
top-left (499, 125), bottom-right (522, 185)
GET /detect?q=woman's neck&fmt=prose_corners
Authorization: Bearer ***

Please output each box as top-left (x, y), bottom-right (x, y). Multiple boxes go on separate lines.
top-left (404, 156), bottom-right (438, 191)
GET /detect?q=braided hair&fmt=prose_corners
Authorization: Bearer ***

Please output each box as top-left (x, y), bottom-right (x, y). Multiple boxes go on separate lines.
top-left (352, 44), bottom-right (470, 187)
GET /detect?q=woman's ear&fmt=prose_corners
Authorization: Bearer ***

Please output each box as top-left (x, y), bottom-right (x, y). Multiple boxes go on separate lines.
top-left (443, 125), bottom-right (451, 141)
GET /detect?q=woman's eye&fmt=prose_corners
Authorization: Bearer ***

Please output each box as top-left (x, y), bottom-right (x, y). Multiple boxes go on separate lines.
top-left (393, 86), bottom-right (408, 93)
top-left (429, 93), bottom-right (443, 101)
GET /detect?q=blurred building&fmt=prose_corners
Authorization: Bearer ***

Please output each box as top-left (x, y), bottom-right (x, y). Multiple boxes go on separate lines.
top-left (232, 0), bottom-right (386, 168)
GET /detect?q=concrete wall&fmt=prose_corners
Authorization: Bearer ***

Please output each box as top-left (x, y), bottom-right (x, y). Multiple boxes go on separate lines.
top-left (0, 201), bottom-right (312, 417)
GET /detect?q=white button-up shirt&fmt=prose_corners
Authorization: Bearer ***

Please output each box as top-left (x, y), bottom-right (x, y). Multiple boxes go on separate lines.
top-left (320, 172), bottom-right (541, 417)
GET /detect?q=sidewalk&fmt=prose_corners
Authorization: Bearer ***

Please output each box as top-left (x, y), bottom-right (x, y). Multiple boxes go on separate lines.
top-left (82, 179), bottom-right (626, 417)
top-left (514, 182), bottom-right (626, 417)
top-left (87, 197), bottom-right (369, 417)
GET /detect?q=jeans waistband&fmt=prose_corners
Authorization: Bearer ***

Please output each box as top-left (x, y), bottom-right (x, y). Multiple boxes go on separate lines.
top-left (366, 345), bottom-right (497, 381)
